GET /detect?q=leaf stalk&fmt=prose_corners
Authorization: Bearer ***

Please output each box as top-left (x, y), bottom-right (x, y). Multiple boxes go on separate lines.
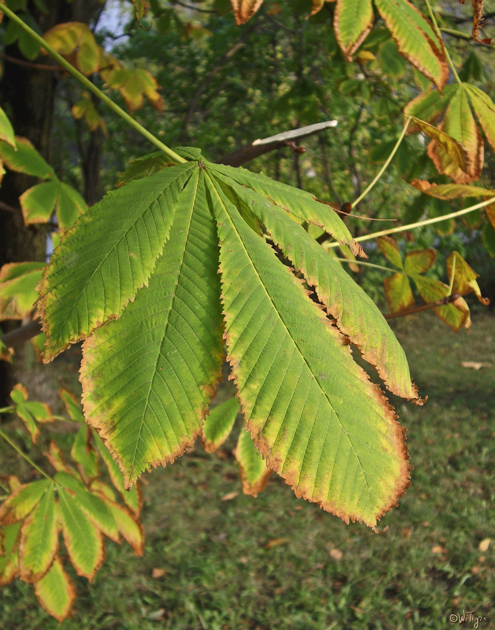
top-left (0, 428), bottom-right (52, 480)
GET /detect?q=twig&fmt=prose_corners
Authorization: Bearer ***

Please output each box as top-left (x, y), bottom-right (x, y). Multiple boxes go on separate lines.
top-left (0, 201), bottom-right (21, 215)
top-left (1, 320), bottom-right (42, 348)
top-left (384, 294), bottom-right (461, 320)
top-left (0, 52), bottom-right (62, 73)
top-left (217, 121), bottom-right (338, 167)
top-left (0, 427), bottom-right (52, 480)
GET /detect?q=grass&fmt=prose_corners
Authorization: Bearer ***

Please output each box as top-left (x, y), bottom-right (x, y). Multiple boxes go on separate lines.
top-left (0, 311), bottom-right (494, 630)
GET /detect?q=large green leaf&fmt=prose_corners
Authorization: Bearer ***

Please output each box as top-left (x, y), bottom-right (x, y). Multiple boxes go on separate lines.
top-left (465, 83), bottom-right (495, 153)
top-left (335, 0), bottom-right (374, 60)
top-left (216, 173), bottom-right (420, 401)
top-left (206, 173), bottom-right (410, 529)
top-left (374, 0), bottom-right (448, 90)
top-left (0, 480), bottom-right (51, 525)
top-left (80, 171), bottom-right (224, 487)
top-left (0, 136), bottom-right (54, 179)
top-left (19, 482), bottom-right (57, 583)
top-left (38, 162), bottom-right (195, 361)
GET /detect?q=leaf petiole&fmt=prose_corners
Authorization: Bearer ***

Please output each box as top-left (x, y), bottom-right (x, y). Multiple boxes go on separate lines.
top-left (424, 0), bottom-right (462, 84)
top-left (352, 117), bottom-right (411, 209)
top-left (0, 427), bottom-right (52, 480)
top-left (333, 258), bottom-right (396, 273)
top-left (0, 5), bottom-right (187, 165)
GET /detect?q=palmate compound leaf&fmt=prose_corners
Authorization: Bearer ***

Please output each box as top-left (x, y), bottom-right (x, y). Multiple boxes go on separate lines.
top-left (40, 159), bottom-right (417, 527)
top-left (80, 170), bottom-right (224, 487)
top-left (212, 170), bottom-right (421, 402)
top-left (38, 161), bottom-right (195, 361)
top-left (205, 171), bottom-right (411, 529)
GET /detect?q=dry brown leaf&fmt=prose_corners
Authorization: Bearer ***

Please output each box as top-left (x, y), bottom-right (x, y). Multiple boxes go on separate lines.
top-left (432, 545), bottom-right (448, 554)
top-left (221, 491), bottom-right (239, 501)
top-left (329, 548), bottom-right (343, 560)
top-left (264, 537), bottom-right (290, 549)
top-left (231, 0), bottom-right (264, 25)
top-left (151, 568), bottom-right (166, 579)
top-left (461, 361), bottom-right (490, 370)
top-left (479, 538), bottom-right (491, 552)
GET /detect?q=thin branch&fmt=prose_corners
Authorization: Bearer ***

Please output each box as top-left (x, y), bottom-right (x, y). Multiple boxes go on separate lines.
top-left (0, 52), bottom-right (62, 73)
top-left (0, 427), bottom-right (52, 480)
top-left (174, 0), bottom-right (218, 13)
top-left (0, 201), bottom-right (21, 215)
top-left (384, 294), bottom-right (461, 320)
top-left (1, 320), bottom-right (42, 348)
top-left (217, 120), bottom-right (338, 167)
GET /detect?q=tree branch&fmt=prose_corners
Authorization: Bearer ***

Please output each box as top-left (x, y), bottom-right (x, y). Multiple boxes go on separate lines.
top-left (1, 320), bottom-right (42, 348)
top-left (384, 294), bottom-right (461, 320)
top-left (216, 120), bottom-right (338, 167)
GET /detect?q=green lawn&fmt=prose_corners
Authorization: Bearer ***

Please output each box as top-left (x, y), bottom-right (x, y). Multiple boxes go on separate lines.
top-left (1, 311), bottom-right (494, 630)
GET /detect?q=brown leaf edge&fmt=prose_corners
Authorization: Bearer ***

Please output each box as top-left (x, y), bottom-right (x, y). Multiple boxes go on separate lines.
top-left (218, 250), bottom-right (412, 532)
top-left (235, 440), bottom-right (273, 497)
top-left (79, 334), bottom-right (224, 490)
top-left (34, 556), bottom-right (77, 623)
top-left (376, 0), bottom-right (449, 91)
top-left (334, 0), bottom-right (374, 62)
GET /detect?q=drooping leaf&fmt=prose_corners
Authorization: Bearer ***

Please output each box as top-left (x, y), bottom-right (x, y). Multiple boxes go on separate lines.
top-left (71, 425), bottom-right (99, 483)
top-left (34, 556), bottom-right (76, 623)
top-left (235, 429), bottom-right (272, 497)
top-left (217, 173), bottom-right (420, 401)
top-left (447, 251), bottom-right (489, 305)
top-left (0, 106), bottom-right (15, 147)
top-left (210, 163), bottom-right (363, 256)
top-left (334, 0), bottom-right (374, 60)
top-left (38, 162), bottom-right (195, 361)
top-left (459, 0), bottom-right (492, 43)
top-left (373, 0), bottom-right (448, 90)
top-left (19, 482), bottom-right (57, 582)
top-left (410, 179), bottom-right (495, 200)
top-left (131, 0), bottom-right (149, 22)
top-left (0, 262), bottom-right (44, 321)
top-left (56, 482), bottom-right (105, 580)
top-left (0, 480), bottom-right (51, 525)
top-left (104, 500), bottom-right (144, 556)
top-left (0, 523), bottom-right (21, 586)
top-left (81, 171), bottom-right (224, 487)
top-left (0, 136), bottom-right (54, 179)
top-left (55, 472), bottom-right (119, 543)
top-left (58, 387), bottom-right (85, 423)
top-left (377, 236), bottom-right (403, 269)
top-left (92, 433), bottom-right (142, 515)
top-left (230, 0), bottom-right (264, 25)
top-left (412, 274), bottom-right (471, 331)
top-left (203, 398), bottom-right (240, 453)
top-left (105, 68), bottom-right (164, 114)
top-left (206, 173), bottom-right (410, 529)
top-left (427, 86), bottom-right (483, 183)
top-left (72, 92), bottom-right (108, 134)
top-left (411, 116), bottom-right (472, 178)
top-left (465, 84), bottom-right (495, 153)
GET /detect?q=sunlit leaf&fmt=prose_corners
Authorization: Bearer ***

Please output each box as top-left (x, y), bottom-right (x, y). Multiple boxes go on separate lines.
top-left (411, 179), bottom-right (495, 200)
top-left (230, 0), bottom-right (264, 25)
top-left (235, 429), bottom-right (272, 497)
top-left (335, 0), bottom-right (374, 60)
top-left (412, 274), bottom-right (471, 331)
top-left (427, 86), bottom-right (483, 183)
top-left (217, 173), bottom-right (420, 401)
top-left (206, 173), bottom-right (410, 529)
top-left (20, 181), bottom-right (59, 225)
top-left (384, 273), bottom-right (414, 313)
top-left (115, 151), bottom-right (173, 188)
top-left (0, 106), bottom-right (15, 147)
top-left (81, 172), bottom-right (223, 487)
top-left (58, 387), bottom-right (85, 423)
top-left (10, 383), bottom-right (53, 443)
top-left (0, 524), bottom-right (21, 587)
top-left (0, 136), bottom-right (54, 179)
top-left (71, 425), bottom-right (99, 483)
top-left (43, 22), bottom-right (100, 75)
top-left (466, 83), bottom-right (495, 153)
top-left (447, 251), bottom-right (489, 305)
top-left (377, 236), bottom-right (403, 269)
top-left (38, 162), bottom-right (195, 361)
top-left (404, 85), bottom-right (457, 130)
top-left (0, 262), bottom-right (44, 321)
top-left (105, 500), bottom-right (144, 555)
